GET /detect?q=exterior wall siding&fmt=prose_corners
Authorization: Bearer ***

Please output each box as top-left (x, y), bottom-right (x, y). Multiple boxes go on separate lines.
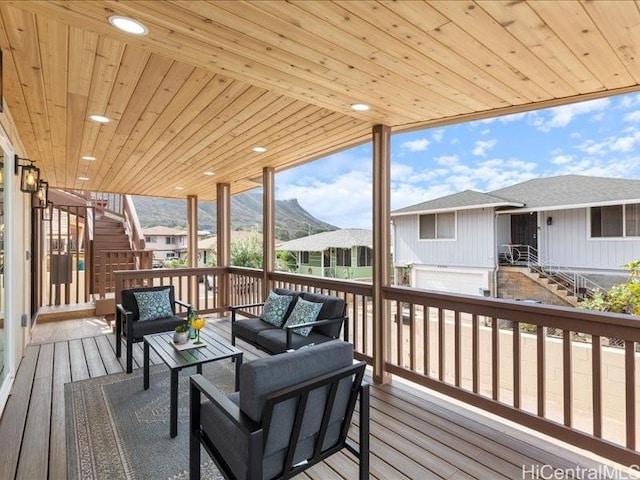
top-left (540, 208), bottom-right (640, 271)
top-left (393, 208), bottom-right (495, 268)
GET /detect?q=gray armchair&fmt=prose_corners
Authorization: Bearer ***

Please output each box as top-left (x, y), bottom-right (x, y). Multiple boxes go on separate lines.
top-left (189, 340), bottom-right (369, 480)
top-left (115, 285), bottom-right (191, 373)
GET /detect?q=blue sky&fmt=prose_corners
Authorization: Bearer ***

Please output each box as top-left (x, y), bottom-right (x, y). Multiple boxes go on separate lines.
top-left (275, 92), bottom-right (640, 229)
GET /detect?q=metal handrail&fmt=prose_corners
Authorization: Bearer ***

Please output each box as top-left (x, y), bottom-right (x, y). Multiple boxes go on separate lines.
top-left (499, 244), bottom-right (603, 300)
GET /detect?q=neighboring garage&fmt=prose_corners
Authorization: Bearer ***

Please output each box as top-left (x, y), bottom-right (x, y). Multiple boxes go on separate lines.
top-left (413, 267), bottom-right (490, 296)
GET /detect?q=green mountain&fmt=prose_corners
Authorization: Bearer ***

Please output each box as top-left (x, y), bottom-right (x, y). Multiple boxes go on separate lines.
top-left (133, 193), bottom-right (337, 240)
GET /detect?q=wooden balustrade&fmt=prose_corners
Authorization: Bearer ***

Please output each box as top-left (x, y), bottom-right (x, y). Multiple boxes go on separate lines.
top-left (112, 267), bottom-right (640, 466)
top-left (382, 285), bottom-right (640, 466)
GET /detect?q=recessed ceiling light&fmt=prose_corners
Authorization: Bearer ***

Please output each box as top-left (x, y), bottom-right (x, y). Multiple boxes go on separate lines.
top-left (203, 171), bottom-right (215, 176)
top-left (350, 103), bottom-right (370, 111)
top-left (81, 156), bottom-right (96, 161)
top-left (89, 114), bottom-right (110, 123)
top-left (78, 176), bottom-right (89, 181)
top-left (252, 146), bottom-right (267, 153)
top-left (108, 15), bottom-right (149, 35)
top-left (175, 186), bottom-right (184, 190)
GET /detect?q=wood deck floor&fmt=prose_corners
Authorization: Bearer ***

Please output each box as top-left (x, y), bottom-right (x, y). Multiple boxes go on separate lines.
top-left (0, 316), bottom-right (624, 480)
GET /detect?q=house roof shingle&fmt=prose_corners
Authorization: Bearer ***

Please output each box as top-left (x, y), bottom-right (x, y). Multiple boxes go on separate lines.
top-left (391, 175), bottom-right (640, 216)
top-left (276, 229), bottom-right (372, 252)
top-left (391, 190), bottom-right (523, 216)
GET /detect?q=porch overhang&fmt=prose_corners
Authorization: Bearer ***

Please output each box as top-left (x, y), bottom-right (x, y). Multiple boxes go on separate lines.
top-left (1, 1), bottom-right (640, 199)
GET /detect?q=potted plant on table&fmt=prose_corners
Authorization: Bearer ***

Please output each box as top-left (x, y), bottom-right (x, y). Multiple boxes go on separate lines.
top-left (173, 322), bottom-right (189, 345)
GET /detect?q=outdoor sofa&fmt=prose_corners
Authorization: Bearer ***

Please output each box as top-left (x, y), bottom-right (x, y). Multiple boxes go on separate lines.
top-left (229, 288), bottom-right (349, 354)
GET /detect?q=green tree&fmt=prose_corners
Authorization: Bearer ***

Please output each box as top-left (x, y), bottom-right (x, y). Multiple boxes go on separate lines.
top-left (276, 250), bottom-right (298, 272)
top-left (231, 236), bottom-right (263, 268)
top-left (581, 260), bottom-right (640, 315)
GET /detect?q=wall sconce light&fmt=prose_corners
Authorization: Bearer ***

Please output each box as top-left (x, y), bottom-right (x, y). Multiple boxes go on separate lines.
top-left (41, 201), bottom-right (53, 222)
top-left (546, 216), bottom-right (553, 226)
top-left (14, 155), bottom-right (40, 193)
top-left (34, 180), bottom-right (49, 208)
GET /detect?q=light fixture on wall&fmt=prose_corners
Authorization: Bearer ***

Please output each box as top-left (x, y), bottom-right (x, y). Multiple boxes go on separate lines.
top-left (34, 180), bottom-right (49, 208)
top-left (41, 201), bottom-right (53, 222)
top-left (14, 155), bottom-right (40, 193)
top-left (546, 216), bottom-right (553, 226)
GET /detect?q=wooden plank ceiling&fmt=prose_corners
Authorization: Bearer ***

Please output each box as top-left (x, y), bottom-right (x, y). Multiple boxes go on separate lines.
top-left (1, 1), bottom-right (640, 200)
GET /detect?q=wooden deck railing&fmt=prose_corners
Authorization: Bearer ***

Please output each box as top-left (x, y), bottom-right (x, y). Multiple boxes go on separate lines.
top-left (113, 267), bottom-right (640, 466)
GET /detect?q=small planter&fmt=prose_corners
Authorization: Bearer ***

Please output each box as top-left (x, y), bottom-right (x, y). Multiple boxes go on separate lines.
top-left (173, 330), bottom-right (189, 345)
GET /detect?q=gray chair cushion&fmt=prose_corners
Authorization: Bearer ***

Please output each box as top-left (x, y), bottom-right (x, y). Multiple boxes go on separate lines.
top-left (200, 393), bottom-right (247, 479)
top-left (256, 329), bottom-right (336, 355)
top-left (239, 340), bottom-right (353, 422)
top-left (232, 318), bottom-right (279, 344)
top-left (130, 315), bottom-right (184, 340)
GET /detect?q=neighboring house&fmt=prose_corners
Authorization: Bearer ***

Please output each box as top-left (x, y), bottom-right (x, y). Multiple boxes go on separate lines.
top-left (177, 230), bottom-right (262, 266)
top-left (143, 226), bottom-right (210, 260)
top-left (276, 229), bottom-right (373, 280)
top-left (391, 175), bottom-right (640, 301)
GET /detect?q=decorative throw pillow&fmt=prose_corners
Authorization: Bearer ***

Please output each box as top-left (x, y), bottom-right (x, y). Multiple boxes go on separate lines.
top-left (260, 291), bottom-right (293, 327)
top-left (283, 298), bottom-right (323, 337)
top-left (134, 289), bottom-right (173, 322)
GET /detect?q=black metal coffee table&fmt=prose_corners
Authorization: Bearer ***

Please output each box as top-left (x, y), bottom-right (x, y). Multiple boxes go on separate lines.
top-left (143, 328), bottom-right (243, 437)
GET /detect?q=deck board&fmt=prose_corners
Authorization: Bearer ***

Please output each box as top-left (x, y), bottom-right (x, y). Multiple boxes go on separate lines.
top-left (0, 346), bottom-right (38, 480)
top-left (49, 341), bottom-right (71, 480)
top-left (16, 343), bottom-right (53, 480)
top-left (0, 316), bottom-right (626, 480)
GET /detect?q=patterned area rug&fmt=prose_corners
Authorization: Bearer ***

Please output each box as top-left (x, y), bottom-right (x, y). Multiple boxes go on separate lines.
top-left (65, 362), bottom-right (235, 479)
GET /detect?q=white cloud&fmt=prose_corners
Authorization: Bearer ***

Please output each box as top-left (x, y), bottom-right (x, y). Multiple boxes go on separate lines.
top-left (402, 138), bottom-right (430, 152)
top-left (432, 129), bottom-right (444, 142)
top-left (534, 98), bottom-right (610, 132)
top-left (436, 154), bottom-right (459, 166)
top-left (624, 111), bottom-right (640, 122)
top-left (480, 129), bottom-right (490, 135)
top-left (472, 139), bottom-right (497, 156)
top-left (551, 154), bottom-right (572, 165)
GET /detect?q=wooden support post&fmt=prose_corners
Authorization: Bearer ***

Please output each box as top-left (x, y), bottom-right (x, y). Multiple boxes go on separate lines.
top-left (187, 195), bottom-right (198, 307)
top-left (263, 167), bottom-right (275, 299)
top-left (217, 184), bottom-right (231, 309)
top-left (372, 124), bottom-right (391, 384)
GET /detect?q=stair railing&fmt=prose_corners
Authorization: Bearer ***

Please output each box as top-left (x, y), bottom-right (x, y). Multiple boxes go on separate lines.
top-left (123, 195), bottom-right (145, 252)
top-left (498, 244), bottom-right (603, 300)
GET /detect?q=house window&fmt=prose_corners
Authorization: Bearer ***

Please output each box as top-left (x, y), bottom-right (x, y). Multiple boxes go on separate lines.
top-left (336, 248), bottom-right (351, 266)
top-left (357, 247), bottom-right (372, 267)
top-left (300, 251), bottom-right (310, 264)
top-left (166, 236), bottom-right (176, 245)
top-left (626, 204), bottom-right (640, 237)
top-left (419, 212), bottom-right (455, 239)
top-left (591, 204), bottom-right (640, 238)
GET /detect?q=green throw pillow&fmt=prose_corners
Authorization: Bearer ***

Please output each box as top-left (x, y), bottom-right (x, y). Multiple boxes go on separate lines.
top-left (283, 298), bottom-right (322, 337)
top-left (134, 289), bottom-right (173, 322)
top-left (260, 291), bottom-right (293, 327)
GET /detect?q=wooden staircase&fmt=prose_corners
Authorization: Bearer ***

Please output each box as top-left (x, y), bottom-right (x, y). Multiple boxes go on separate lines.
top-left (92, 214), bottom-right (134, 297)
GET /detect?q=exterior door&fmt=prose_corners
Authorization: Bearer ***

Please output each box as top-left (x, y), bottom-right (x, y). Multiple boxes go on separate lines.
top-left (510, 213), bottom-right (538, 254)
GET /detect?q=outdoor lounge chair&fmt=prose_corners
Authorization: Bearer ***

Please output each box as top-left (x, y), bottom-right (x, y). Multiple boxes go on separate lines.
top-left (115, 285), bottom-right (191, 373)
top-left (189, 340), bottom-right (370, 480)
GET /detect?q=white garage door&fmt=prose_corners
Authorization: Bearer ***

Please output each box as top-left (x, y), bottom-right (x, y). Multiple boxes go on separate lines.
top-left (414, 269), bottom-right (487, 296)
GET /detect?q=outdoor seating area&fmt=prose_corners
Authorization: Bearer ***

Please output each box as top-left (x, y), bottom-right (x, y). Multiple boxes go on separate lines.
top-left (0, 315), bottom-right (623, 480)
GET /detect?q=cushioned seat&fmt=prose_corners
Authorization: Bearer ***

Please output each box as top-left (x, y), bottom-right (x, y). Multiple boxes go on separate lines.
top-left (256, 328), bottom-right (336, 354)
top-left (115, 285), bottom-right (191, 373)
top-left (229, 289), bottom-right (348, 355)
top-left (231, 318), bottom-right (279, 345)
top-left (190, 340), bottom-right (369, 480)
